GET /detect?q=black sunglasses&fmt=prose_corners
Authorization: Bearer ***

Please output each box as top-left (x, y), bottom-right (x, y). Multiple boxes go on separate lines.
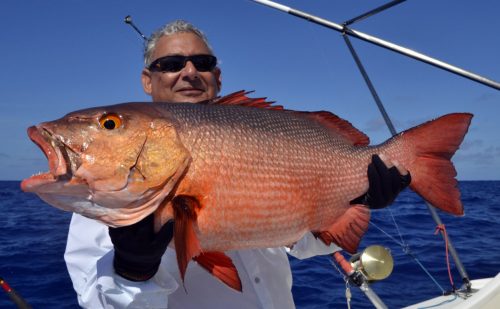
top-left (148, 55), bottom-right (217, 73)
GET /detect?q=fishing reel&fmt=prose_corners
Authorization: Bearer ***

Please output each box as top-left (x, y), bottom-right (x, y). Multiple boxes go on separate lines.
top-left (350, 245), bottom-right (394, 282)
top-left (333, 245), bottom-right (393, 308)
top-left (350, 245), bottom-right (394, 285)
top-left (334, 245), bottom-right (394, 287)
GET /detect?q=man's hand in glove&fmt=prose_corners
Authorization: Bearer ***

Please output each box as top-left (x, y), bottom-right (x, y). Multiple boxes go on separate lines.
top-left (350, 154), bottom-right (412, 209)
top-left (109, 214), bottom-right (174, 281)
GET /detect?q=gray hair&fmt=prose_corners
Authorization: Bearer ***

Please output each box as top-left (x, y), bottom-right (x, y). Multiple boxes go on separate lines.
top-left (143, 20), bottom-right (214, 67)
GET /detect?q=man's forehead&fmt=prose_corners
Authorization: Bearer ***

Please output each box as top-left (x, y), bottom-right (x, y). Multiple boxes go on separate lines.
top-left (153, 32), bottom-right (212, 58)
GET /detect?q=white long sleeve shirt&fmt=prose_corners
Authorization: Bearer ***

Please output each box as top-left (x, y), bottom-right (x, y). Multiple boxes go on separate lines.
top-left (65, 213), bottom-right (340, 309)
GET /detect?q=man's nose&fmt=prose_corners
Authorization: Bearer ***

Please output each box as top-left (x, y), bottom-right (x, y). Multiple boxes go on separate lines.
top-left (180, 61), bottom-right (199, 79)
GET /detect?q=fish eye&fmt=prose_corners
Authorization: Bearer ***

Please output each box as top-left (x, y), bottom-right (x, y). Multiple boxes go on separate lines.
top-left (99, 113), bottom-right (123, 130)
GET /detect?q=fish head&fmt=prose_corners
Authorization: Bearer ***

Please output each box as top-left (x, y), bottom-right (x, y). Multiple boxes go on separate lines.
top-left (21, 103), bottom-right (190, 227)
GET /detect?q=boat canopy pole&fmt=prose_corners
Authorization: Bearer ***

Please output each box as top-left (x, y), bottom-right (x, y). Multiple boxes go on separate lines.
top-left (250, 0), bottom-right (474, 292)
top-left (250, 0), bottom-right (500, 91)
top-left (343, 0), bottom-right (406, 26)
top-left (342, 35), bottom-right (396, 135)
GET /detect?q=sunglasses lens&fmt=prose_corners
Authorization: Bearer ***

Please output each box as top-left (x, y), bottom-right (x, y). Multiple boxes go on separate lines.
top-left (151, 56), bottom-right (185, 72)
top-left (191, 55), bottom-right (217, 72)
top-left (149, 55), bottom-right (217, 72)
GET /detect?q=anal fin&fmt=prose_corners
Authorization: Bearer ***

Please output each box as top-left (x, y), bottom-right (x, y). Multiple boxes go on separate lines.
top-left (194, 252), bottom-right (242, 292)
top-left (314, 205), bottom-right (370, 254)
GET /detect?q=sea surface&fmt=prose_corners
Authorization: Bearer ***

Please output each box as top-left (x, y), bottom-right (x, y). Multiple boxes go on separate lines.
top-left (1, 181), bottom-right (499, 308)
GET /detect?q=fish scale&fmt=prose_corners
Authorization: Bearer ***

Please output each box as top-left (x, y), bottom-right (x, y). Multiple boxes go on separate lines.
top-left (159, 103), bottom-right (373, 251)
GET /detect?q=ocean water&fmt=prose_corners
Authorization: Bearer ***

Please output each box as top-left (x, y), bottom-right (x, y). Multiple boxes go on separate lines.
top-left (1, 181), bottom-right (499, 308)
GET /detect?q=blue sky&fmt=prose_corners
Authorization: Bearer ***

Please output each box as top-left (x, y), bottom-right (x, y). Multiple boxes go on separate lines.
top-left (1, 0), bottom-right (499, 180)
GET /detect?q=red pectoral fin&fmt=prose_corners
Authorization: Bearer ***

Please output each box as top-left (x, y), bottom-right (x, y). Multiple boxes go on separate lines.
top-left (172, 195), bottom-right (242, 292)
top-left (172, 195), bottom-right (202, 285)
top-left (194, 252), bottom-right (242, 292)
top-left (314, 205), bottom-right (370, 254)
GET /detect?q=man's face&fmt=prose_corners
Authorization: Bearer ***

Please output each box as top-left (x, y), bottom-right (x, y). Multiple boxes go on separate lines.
top-left (141, 32), bottom-right (222, 103)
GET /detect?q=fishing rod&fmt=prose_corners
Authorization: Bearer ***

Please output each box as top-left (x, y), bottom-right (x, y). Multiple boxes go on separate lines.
top-left (250, 0), bottom-right (500, 91)
top-left (124, 15), bottom-right (148, 41)
top-left (1, 276), bottom-right (32, 309)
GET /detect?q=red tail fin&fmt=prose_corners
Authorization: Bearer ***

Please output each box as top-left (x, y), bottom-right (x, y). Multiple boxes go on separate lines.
top-left (395, 113), bottom-right (472, 215)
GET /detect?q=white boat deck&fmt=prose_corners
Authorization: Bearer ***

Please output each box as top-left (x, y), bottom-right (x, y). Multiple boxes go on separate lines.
top-left (404, 273), bottom-right (500, 309)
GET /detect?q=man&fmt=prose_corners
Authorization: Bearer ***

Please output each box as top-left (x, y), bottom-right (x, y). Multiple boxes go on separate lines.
top-left (65, 20), bottom-right (409, 308)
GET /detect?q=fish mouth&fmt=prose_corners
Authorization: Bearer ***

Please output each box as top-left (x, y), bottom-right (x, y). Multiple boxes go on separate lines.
top-left (21, 126), bottom-right (82, 192)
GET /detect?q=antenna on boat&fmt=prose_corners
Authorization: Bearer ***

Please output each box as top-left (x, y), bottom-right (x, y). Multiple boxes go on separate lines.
top-left (124, 15), bottom-right (148, 41)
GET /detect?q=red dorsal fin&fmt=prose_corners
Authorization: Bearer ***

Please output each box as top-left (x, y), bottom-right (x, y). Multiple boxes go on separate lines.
top-left (172, 195), bottom-right (202, 288)
top-left (210, 91), bottom-right (368, 145)
top-left (313, 205), bottom-right (370, 254)
top-left (298, 111), bottom-right (370, 146)
top-left (207, 90), bottom-right (283, 110)
top-left (194, 252), bottom-right (242, 292)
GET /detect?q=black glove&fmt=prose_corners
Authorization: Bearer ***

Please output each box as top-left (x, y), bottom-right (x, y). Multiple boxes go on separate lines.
top-left (350, 154), bottom-right (411, 209)
top-left (109, 214), bottom-right (174, 281)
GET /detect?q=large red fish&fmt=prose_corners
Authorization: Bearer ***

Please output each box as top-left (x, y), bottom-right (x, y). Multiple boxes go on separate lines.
top-left (21, 91), bottom-right (472, 291)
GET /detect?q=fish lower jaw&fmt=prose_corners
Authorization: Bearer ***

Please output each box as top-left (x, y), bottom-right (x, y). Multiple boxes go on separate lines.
top-left (20, 171), bottom-right (76, 192)
top-left (21, 172), bottom-right (57, 192)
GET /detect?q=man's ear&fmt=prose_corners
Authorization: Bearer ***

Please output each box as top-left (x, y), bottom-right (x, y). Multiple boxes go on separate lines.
top-left (214, 67), bottom-right (222, 92)
top-left (141, 69), bottom-right (153, 95)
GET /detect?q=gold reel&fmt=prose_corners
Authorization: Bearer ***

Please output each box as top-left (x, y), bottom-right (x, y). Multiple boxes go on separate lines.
top-left (350, 245), bottom-right (394, 281)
